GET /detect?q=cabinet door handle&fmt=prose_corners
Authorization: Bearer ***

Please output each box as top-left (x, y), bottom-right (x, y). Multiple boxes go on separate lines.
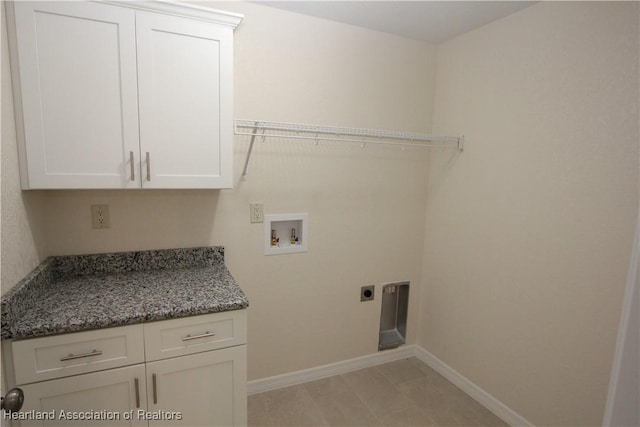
top-left (182, 331), bottom-right (216, 342)
top-left (152, 373), bottom-right (157, 404)
top-left (146, 152), bottom-right (151, 181)
top-left (129, 151), bottom-right (135, 181)
top-left (134, 378), bottom-right (140, 408)
top-left (59, 349), bottom-right (102, 361)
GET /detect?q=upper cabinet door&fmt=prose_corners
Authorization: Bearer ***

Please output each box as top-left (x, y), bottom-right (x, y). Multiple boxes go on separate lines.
top-left (8, 2), bottom-right (141, 189)
top-left (136, 11), bottom-right (234, 189)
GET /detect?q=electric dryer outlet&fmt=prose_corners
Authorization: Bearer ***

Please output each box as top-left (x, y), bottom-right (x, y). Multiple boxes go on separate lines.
top-left (360, 285), bottom-right (375, 302)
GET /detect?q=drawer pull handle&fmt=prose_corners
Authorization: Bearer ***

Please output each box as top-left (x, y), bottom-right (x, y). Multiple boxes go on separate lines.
top-left (152, 373), bottom-right (157, 404)
top-left (129, 151), bottom-right (135, 181)
top-left (146, 152), bottom-right (151, 181)
top-left (134, 378), bottom-right (140, 408)
top-left (182, 331), bottom-right (216, 342)
top-left (60, 349), bottom-right (102, 362)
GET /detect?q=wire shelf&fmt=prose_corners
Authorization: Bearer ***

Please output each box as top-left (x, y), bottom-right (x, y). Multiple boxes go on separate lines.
top-left (234, 119), bottom-right (464, 179)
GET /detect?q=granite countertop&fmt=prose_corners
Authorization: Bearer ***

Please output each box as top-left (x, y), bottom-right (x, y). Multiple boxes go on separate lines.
top-left (1, 247), bottom-right (249, 340)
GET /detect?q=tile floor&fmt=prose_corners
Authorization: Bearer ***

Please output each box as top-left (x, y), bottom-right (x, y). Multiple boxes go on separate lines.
top-left (248, 357), bottom-right (509, 426)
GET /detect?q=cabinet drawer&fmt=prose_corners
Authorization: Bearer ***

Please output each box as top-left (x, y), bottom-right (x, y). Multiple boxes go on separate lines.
top-left (12, 324), bottom-right (145, 385)
top-left (144, 310), bottom-right (247, 361)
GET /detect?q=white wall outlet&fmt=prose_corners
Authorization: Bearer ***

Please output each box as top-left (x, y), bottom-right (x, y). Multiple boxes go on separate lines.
top-left (91, 204), bottom-right (110, 229)
top-left (250, 203), bottom-right (264, 223)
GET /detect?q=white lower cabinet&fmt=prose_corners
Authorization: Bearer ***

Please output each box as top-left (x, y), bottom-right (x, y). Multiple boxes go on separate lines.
top-left (6, 311), bottom-right (247, 427)
top-left (18, 364), bottom-right (148, 427)
top-left (146, 347), bottom-right (247, 427)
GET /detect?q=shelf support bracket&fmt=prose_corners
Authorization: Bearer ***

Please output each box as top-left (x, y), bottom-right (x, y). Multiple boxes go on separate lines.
top-left (240, 122), bottom-right (260, 181)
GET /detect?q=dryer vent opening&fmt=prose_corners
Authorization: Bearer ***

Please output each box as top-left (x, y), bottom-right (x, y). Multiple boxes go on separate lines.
top-left (378, 282), bottom-right (409, 351)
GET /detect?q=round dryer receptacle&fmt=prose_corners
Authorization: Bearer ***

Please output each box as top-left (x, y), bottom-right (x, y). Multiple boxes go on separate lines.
top-left (360, 285), bottom-right (375, 302)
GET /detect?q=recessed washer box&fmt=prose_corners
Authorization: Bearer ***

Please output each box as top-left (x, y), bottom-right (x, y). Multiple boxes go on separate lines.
top-left (264, 213), bottom-right (308, 255)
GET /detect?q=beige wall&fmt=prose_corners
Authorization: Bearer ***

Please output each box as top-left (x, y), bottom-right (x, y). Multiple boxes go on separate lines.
top-left (9, 2), bottom-right (437, 381)
top-left (421, 2), bottom-right (639, 426)
top-left (1, 5), bottom-right (47, 296)
top-left (4, 1), bottom-right (638, 423)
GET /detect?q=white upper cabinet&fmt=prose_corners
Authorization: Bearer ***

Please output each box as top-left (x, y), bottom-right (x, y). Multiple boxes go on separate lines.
top-left (6, 1), bottom-right (242, 189)
top-left (136, 11), bottom-right (233, 189)
top-left (8, 1), bottom-right (141, 189)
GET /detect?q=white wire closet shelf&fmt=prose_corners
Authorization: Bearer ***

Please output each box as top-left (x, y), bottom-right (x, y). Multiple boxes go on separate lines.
top-left (234, 119), bottom-right (464, 180)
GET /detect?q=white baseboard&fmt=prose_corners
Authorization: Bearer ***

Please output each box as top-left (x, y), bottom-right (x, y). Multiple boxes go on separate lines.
top-left (248, 345), bottom-right (416, 395)
top-left (413, 345), bottom-right (533, 427)
top-left (248, 344), bottom-right (532, 427)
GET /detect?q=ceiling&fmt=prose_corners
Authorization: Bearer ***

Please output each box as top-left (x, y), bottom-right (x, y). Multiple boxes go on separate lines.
top-left (256, 1), bottom-right (536, 44)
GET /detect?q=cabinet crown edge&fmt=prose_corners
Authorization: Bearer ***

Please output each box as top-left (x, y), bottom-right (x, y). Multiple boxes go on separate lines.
top-left (98, 0), bottom-right (244, 28)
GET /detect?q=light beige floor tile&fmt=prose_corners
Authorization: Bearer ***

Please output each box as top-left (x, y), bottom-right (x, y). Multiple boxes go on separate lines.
top-left (375, 358), bottom-right (428, 386)
top-left (398, 376), bottom-right (507, 427)
top-left (396, 377), bottom-right (459, 424)
top-left (475, 410), bottom-right (510, 427)
top-left (249, 358), bottom-right (508, 427)
top-left (341, 366), bottom-right (392, 391)
top-left (378, 405), bottom-right (437, 427)
top-left (302, 374), bottom-right (352, 399)
top-left (398, 376), bottom-right (451, 406)
top-left (248, 393), bottom-right (271, 427)
top-left (447, 393), bottom-right (508, 426)
top-left (312, 391), bottom-right (380, 426)
top-left (407, 357), bottom-right (446, 377)
top-left (259, 384), bottom-right (329, 426)
top-left (341, 367), bottom-right (413, 417)
top-left (404, 366), bottom-right (466, 398)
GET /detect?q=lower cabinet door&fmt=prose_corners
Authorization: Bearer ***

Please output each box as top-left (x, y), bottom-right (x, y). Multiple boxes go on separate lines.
top-left (18, 364), bottom-right (148, 427)
top-left (145, 345), bottom-right (247, 427)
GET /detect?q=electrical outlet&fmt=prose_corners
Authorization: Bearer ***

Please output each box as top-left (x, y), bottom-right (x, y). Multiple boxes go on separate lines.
top-left (361, 285), bottom-right (375, 302)
top-left (250, 203), bottom-right (264, 223)
top-left (91, 204), bottom-right (110, 229)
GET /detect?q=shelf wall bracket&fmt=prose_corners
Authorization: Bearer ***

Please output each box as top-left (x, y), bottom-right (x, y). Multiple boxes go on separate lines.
top-left (240, 122), bottom-right (260, 181)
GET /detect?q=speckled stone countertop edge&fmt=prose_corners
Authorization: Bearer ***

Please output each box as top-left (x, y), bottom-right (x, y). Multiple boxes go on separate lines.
top-left (1, 257), bottom-right (56, 338)
top-left (6, 302), bottom-right (249, 340)
top-left (1, 246), bottom-right (249, 341)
